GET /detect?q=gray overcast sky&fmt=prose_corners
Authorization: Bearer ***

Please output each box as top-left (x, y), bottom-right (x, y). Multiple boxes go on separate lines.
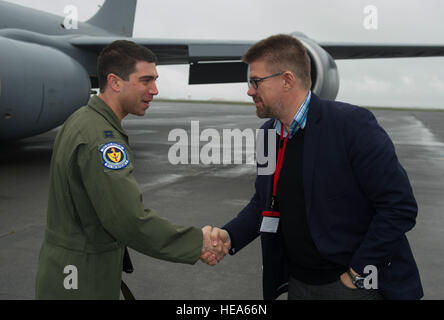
top-left (5, 0), bottom-right (444, 109)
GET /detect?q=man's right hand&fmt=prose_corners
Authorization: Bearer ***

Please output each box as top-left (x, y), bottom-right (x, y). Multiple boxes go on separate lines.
top-left (200, 226), bottom-right (231, 266)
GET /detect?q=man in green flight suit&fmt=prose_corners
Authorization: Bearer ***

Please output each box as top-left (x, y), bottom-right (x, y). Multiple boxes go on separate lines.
top-left (35, 40), bottom-right (227, 300)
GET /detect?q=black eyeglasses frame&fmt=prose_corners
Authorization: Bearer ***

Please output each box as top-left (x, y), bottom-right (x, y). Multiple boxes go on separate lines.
top-left (247, 71), bottom-right (284, 89)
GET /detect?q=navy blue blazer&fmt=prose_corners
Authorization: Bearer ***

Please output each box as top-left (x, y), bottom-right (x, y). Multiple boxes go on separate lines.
top-left (223, 93), bottom-right (423, 300)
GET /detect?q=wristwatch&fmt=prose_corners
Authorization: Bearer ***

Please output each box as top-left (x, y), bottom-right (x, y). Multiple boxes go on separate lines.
top-left (347, 270), bottom-right (366, 289)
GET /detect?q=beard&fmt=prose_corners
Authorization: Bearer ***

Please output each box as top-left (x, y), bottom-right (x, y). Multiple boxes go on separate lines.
top-left (256, 104), bottom-right (274, 119)
top-left (255, 98), bottom-right (282, 119)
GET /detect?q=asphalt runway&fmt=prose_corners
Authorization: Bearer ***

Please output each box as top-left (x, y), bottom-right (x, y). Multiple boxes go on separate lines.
top-left (1, 100), bottom-right (443, 300)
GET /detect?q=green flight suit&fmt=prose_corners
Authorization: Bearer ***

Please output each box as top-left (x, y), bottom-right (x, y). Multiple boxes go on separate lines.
top-left (35, 95), bottom-right (202, 300)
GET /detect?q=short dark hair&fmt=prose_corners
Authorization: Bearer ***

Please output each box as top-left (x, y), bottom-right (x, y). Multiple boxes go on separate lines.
top-left (97, 40), bottom-right (158, 92)
top-left (243, 34), bottom-right (312, 90)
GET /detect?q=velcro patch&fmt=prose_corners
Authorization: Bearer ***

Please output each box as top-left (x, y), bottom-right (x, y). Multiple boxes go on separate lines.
top-left (99, 142), bottom-right (130, 170)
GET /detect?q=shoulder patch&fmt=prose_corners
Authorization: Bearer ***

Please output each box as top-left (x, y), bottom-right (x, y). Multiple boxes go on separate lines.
top-left (99, 142), bottom-right (130, 170)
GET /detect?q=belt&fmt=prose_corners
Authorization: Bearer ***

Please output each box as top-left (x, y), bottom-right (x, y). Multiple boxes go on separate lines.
top-left (44, 228), bottom-right (121, 253)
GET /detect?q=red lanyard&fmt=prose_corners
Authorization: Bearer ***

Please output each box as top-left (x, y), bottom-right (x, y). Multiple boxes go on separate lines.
top-left (262, 125), bottom-right (289, 218)
top-left (272, 125), bottom-right (289, 198)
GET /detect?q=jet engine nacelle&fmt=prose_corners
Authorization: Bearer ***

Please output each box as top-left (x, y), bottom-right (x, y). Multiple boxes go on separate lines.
top-left (0, 37), bottom-right (90, 141)
top-left (292, 33), bottom-right (340, 101)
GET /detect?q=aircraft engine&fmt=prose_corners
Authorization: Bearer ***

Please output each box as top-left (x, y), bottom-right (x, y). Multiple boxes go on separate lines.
top-left (292, 33), bottom-right (340, 101)
top-left (0, 37), bottom-right (91, 141)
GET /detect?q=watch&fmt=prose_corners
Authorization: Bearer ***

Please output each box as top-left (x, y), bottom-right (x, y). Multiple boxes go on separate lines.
top-left (347, 270), bottom-right (366, 289)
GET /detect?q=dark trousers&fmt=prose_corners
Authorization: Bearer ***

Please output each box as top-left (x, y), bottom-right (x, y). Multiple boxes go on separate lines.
top-left (288, 276), bottom-right (385, 300)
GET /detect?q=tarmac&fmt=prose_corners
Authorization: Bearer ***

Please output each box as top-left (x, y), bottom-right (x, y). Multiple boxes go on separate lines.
top-left (1, 100), bottom-right (443, 300)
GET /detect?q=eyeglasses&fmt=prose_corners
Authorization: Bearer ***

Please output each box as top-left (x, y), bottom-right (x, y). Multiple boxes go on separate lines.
top-left (247, 72), bottom-right (284, 90)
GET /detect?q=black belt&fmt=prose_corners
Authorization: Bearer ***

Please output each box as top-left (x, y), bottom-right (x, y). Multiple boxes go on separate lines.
top-left (121, 247), bottom-right (135, 300)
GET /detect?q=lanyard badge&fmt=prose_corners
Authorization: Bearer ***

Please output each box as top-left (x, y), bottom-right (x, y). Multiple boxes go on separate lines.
top-left (260, 197), bottom-right (281, 233)
top-left (260, 126), bottom-right (289, 233)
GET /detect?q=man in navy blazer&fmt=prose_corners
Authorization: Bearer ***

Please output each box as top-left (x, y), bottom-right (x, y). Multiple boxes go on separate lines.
top-left (208, 34), bottom-right (423, 300)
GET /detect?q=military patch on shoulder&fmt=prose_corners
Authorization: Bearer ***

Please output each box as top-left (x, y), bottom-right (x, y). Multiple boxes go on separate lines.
top-left (99, 142), bottom-right (130, 170)
top-left (104, 130), bottom-right (114, 138)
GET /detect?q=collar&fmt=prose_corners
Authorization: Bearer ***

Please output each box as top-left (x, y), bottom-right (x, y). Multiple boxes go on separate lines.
top-left (88, 95), bottom-right (128, 139)
top-left (274, 90), bottom-right (311, 138)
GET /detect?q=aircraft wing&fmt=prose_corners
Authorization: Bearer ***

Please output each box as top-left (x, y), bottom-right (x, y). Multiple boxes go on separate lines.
top-left (319, 42), bottom-right (444, 59)
top-left (69, 36), bottom-right (444, 84)
top-left (70, 36), bottom-right (254, 63)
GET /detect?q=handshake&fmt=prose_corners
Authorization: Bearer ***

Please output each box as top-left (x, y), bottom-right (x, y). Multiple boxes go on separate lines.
top-left (200, 226), bottom-right (231, 266)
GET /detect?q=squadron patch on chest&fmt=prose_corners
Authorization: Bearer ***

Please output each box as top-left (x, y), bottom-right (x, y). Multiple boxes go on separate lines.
top-left (99, 142), bottom-right (129, 170)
